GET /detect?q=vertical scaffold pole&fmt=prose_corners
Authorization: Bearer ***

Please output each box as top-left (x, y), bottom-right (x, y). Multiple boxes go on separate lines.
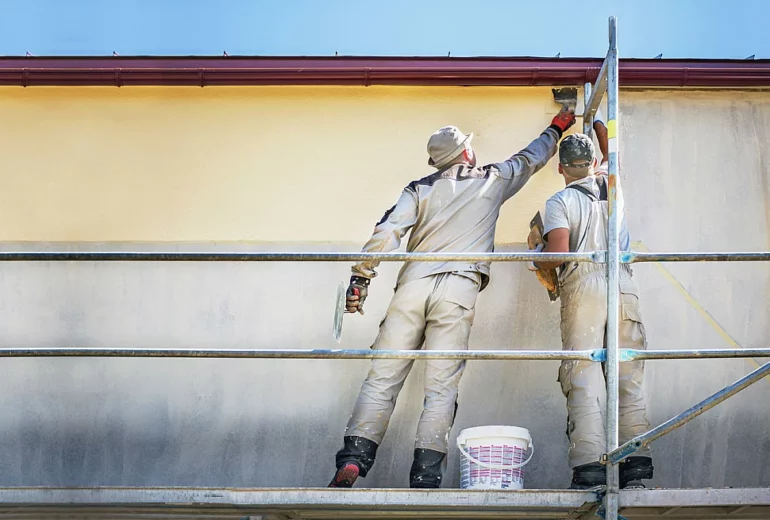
top-left (584, 82), bottom-right (594, 136)
top-left (604, 15), bottom-right (621, 520)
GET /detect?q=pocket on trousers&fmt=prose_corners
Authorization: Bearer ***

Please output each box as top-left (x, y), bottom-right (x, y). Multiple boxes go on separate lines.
top-left (444, 275), bottom-right (480, 310)
top-left (620, 292), bottom-right (647, 349)
top-left (620, 278), bottom-right (643, 323)
top-left (619, 279), bottom-right (639, 298)
top-left (622, 299), bottom-right (643, 323)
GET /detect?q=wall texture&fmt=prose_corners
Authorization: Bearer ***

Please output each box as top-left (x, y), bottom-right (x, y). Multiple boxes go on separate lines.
top-left (0, 86), bottom-right (564, 243)
top-left (0, 86), bottom-right (768, 490)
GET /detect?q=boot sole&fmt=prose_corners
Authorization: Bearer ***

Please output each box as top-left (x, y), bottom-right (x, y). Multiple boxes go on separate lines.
top-left (569, 484), bottom-right (606, 491)
top-left (328, 464), bottom-right (360, 488)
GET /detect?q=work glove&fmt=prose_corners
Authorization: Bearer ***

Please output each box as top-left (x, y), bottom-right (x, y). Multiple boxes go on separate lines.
top-left (551, 108), bottom-right (576, 134)
top-left (528, 243), bottom-right (545, 271)
top-left (346, 276), bottom-right (370, 315)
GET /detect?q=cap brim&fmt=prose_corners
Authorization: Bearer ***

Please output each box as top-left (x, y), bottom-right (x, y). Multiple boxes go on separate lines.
top-left (561, 165), bottom-right (593, 178)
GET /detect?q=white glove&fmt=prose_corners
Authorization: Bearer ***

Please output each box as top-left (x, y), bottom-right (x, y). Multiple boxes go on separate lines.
top-left (528, 243), bottom-right (545, 271)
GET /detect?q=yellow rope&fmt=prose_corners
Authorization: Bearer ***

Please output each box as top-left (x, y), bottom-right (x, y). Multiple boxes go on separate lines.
top-left (633, 241), bottom-right (768, 384)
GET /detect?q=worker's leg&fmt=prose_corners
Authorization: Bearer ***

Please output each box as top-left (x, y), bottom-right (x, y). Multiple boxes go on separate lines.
top-left (411, 273), bottom-right (479, 488)
top-left (558, 275), bottom-right (608, 486)
top-left (332, 277), bottom-right (431, 485)
top-left (618, 277), bottom-right (653, 487)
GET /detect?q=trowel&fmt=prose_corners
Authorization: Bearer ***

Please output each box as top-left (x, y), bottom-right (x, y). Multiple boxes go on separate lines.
top-left (527, 211), bottom-right (560, 302)
top-left (552, 87), bottom-right (578, 112)
top-left (332, 282), bottom-right (346, 342)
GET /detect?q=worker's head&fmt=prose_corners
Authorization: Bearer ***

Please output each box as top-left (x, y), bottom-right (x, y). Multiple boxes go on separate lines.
top-left (427, 126), bottom-right (476, 169)
top-left (558, 133), bottom-right (597, 183)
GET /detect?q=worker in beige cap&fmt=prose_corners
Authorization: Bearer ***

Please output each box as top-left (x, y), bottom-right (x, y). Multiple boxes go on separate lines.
top-left (328, 108), bottom-right (576, 489)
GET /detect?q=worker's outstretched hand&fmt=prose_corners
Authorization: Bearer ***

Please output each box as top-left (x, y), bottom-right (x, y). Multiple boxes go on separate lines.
top-left (551, 108), bottom-right (576, 133)
top-left (345, 276), bottom-right (370, 315)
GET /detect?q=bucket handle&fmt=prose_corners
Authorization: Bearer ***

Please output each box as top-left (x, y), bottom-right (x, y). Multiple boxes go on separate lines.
top-left (456, 438), bottom-right (534, 470)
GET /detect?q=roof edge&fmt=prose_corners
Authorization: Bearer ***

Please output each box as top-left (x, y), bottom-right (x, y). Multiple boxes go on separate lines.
top-left (1, 56), bottom-right (769, 87)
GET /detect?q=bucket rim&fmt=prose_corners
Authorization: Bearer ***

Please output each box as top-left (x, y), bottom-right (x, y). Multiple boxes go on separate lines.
top-left (457, 425), bottom-right (532, 447)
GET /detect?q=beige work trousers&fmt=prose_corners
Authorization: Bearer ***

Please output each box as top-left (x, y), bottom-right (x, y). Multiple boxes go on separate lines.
top-left (559, 270), bottom-right (652, 468)
top-left (345, 272), bottom-right (479, 453)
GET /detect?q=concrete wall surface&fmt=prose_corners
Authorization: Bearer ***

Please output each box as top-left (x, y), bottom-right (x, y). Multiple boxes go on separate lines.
top-left (0, 86), bottom-right (768, 489)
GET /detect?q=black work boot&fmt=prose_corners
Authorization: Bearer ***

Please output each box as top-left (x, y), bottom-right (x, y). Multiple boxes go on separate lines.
top-left (409, 448), bottom-right (446, 489)
top-left (329, 436), bottom-right (379, 488)
top-left (569, 462), bottom-right (606, 490)
top-left (620, 456), bottom-right (654, 489)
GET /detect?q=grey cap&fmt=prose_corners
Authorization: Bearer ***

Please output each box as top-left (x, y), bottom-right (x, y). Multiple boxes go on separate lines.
top-left (559, 133), bottom-right (595, 172)
top-left (427, 126), bottom-right (473, 168)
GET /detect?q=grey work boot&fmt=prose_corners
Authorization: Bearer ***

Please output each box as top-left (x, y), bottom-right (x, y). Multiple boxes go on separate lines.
top-left (409, 448), bottom-right (446, 488)
top-left (620, 456), bottom-right (654, 489)
top-left (329, 436), bottom-right (379, 488)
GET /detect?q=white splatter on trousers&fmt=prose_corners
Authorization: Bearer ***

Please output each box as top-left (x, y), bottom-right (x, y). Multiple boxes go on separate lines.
top-left (558, 271), bottom-right (652, 468)
top-left (345, 272), bottom-right (479, 453)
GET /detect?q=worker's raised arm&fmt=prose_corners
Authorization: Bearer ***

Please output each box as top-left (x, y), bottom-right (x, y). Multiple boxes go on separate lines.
top-left (347, 187), bottom-right (418, 314)
top-left (593, 108), bottom-right (609, 164)
top-left (496, 108), bottom-right (576, 201)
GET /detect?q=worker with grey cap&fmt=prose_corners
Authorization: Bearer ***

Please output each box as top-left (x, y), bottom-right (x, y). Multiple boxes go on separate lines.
top-left (328, 108), bottom-right (576, 489)
top-left (533, 120), bottom-right (654, 490)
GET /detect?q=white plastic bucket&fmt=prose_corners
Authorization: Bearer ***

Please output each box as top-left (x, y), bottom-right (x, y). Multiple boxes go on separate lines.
top-left (457, 425), bottom-right (534, 490)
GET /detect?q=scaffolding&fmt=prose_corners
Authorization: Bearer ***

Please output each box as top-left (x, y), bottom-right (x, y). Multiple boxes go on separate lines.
top-left (1, 15), bottom-right (770, 520)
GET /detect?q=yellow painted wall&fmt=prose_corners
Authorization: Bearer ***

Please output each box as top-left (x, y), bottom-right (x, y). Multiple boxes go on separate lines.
top-left (0, 86), bottom-right (566, 242)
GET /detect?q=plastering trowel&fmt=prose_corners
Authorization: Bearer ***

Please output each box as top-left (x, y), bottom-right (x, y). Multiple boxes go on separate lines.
top-left (332, 282), bottom-right (346, 342)
top-left (552, 87), bottom-right (578, 112)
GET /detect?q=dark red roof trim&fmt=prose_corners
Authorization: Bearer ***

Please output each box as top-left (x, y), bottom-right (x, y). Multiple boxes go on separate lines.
top-left (1, 57), bottom-right (769, 87)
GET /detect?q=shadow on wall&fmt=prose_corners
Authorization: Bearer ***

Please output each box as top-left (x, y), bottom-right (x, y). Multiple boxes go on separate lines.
top-left (1, 358), bottom-right (768, 489)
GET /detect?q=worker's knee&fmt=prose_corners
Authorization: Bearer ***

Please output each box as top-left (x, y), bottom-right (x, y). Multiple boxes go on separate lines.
top-left (558, 360), bottom-right (604, 398)
top-left (619, 360), bottom-right (646, 392)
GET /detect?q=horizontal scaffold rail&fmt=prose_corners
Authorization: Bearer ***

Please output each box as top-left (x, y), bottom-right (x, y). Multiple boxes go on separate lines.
top-left (0, 250), bottom-right (769, 263)
top-left (0, 347), bottom-right (768, 360)
top-left (0, 348), bottom-right (599, 360)
top-left (625, 348), bottom-right (770, 361)
top-left (626, 251), bottom-right (770, 263)
top-left (0, 251), bottom-right (596, 262)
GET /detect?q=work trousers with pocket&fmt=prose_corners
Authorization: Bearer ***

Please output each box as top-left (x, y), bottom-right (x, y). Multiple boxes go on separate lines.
top-left (345, 272), bottom-right (480, 453)
top-left (558, 270), bottom-right (652, 468)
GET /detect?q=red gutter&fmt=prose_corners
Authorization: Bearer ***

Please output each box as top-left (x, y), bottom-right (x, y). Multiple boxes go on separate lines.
top-left (0, 57), bottom-right (769, 88)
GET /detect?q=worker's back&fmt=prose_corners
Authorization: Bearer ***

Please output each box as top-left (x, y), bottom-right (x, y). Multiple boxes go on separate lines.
top-left (352, 125), bottom-right (561, 287)
top-left (399, 163), bottom-right (512, 289)
top-left (545, 170), bottom-right (631, 284)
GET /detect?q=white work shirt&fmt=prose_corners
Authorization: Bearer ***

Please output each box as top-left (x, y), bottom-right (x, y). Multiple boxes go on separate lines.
top-left (543, 166), bottom-right (631, 283)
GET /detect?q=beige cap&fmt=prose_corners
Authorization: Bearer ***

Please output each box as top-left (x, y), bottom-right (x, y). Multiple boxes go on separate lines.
top-left (427, 126), bottom-right (473, 168)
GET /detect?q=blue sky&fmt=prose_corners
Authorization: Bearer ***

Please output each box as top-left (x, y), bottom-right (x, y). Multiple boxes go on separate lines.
top-left (1, 0), bottom-right (767, 59)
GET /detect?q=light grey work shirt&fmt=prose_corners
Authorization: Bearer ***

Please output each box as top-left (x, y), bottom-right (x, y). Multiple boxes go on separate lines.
top-left (542, 168), bottom-right (631, 283)
top-left (352, 125), bottom-right (561, 290)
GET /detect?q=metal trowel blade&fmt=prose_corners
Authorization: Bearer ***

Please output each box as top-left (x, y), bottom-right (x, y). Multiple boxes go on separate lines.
top-left (552, 87), bottom-right (578, 111)
top-left (332, 282), bottom-right (346, 343)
